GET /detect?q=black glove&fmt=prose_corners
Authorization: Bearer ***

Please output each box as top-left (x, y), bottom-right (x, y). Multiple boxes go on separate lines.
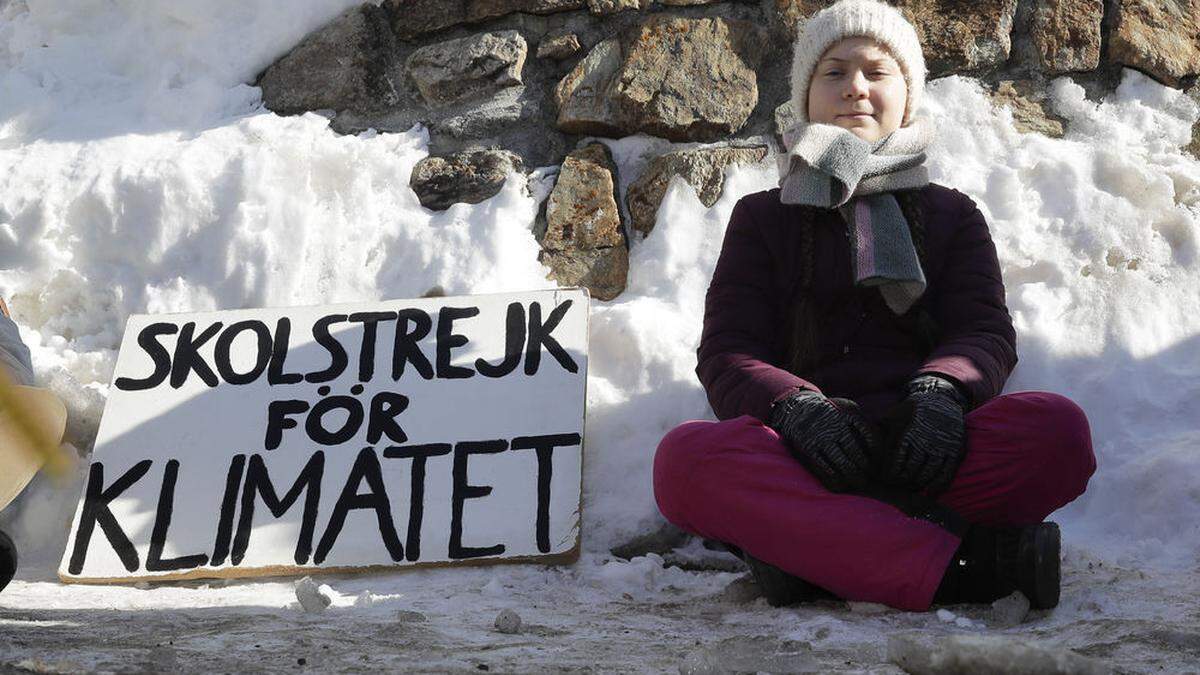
top-left (768, 389), bottom-right (878, 493)
top-left (0, 529), bottom-right (16, 594)
top-left (878, 374), bottom-right (969, 495)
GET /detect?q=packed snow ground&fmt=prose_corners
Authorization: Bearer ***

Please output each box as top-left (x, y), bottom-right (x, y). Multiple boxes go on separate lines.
top-left (2, 0), bottom-right (1200, 671)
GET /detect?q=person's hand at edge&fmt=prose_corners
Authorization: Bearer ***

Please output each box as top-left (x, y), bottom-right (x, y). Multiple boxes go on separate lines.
top-left (878, 374), bottom-right (968, 495)
top-left (768, 389), bottom-right (877, 493)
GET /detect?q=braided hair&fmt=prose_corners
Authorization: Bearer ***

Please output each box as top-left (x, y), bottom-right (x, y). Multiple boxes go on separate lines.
top-left (784, 189), bottom-right (927, 376)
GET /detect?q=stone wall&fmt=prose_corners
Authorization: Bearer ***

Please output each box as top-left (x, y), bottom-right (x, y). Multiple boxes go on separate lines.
top-left (258, 0), bottom-right (1200, 301)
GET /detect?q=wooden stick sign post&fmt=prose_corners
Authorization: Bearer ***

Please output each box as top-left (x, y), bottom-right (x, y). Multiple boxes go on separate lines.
top-left (59, 288), bottom-right (588, 583)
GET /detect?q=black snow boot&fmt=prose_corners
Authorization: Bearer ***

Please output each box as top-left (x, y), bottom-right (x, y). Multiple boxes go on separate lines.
top-left (933, 521), bottom-right (1061, 610)
top-left (0, 529), bottom-right (16, 594)
top-left (736, 551), bottom-right (839, 606)
top-left (712, 540), bottom-right (837, 606)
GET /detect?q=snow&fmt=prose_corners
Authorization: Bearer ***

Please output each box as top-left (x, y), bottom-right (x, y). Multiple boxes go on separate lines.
top-left (888, 632), bottom-right (1112, 674)
top-left (1, 0), bottom-right (1200, 670)
top-left (294, 576), bottom-right (333, 612)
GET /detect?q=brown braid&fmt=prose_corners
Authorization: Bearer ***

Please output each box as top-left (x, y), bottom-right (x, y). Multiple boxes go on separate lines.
top-left (785, 203), bottom-right (819, 375)
top-left (896, 189), bottom-right (927, 273)
top-left (785, 190), bottom-right (926, 376)
top-left (800, 204), bottom-right (816, 290)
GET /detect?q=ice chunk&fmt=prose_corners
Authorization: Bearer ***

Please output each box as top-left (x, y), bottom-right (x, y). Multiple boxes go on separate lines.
top-left (847, 601), bottom-right (892, 615)
top-left (990, 591), bottom-right (1031, 628)
top-left (888, 633), bottom-right (1112, 674)
top-left (295, 576), bottom-right (331, 613)
top-left (494, 608), bottom-right (522, 634)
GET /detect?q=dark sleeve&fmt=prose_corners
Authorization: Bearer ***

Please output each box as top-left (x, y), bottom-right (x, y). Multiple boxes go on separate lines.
top-left (695, 197), bottom-right (820, 422)
top-left (916, 193), bottom-right (1018, 410)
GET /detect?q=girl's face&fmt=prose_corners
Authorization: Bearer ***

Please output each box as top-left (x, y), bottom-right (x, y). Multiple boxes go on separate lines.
top-left (806, 36), bottom-right (908, 142)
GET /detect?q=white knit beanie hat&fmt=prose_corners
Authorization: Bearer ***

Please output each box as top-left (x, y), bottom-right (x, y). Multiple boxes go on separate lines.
top-left (789, 0), bottom-right (927, 127)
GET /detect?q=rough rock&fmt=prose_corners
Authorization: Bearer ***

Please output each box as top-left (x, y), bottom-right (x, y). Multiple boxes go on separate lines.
top-left (538, 247), bottom-right (629, 300)
top-left (386, 0), bottom-right (586, 41)
top-left (295, 577), bottom-right (332, 613)
top-left (258, 5), bottom-right (402, 115)
top-left (542, 144), bottom-right (624, 250)
top-left (903, 0), bottom-right (1019, 75)
top-left (989, 80), bottom-right (1065, 138)
top-left (472, 0), bottom-right (589, 22)
top-left (386, 0), bottom-right (465, 40)
top-left (539, 143), bottom-right (628, 300)
top-left (555, 16), bottom-right (765, 142)
top-left (768, 0), bottom-right (827, 42)
top-left (1108, 0), bottom-right (1200, 87)
top-left (1030, 0), bottom-right (1102, 73)
top-left (614, 16), bottom-right (764, 141)
top-left (990, 590), bottom-right (1032, 628)
top-left (259, 8), bottom-right (567, 166)
top-left (553, 37), bottom-right (624, 137)
top-left (494, 608), bottom-right (523, 634)
top-left (626, 145), bottom-right (767, 235)
top-left (420, 85), bottom-right (573, 168)
top-left (538, 33), bottom-right (582, 60)
top-left (587, 0), bottom-right (649, 15)
top-left (887, 633), bottom-right (1112, 675)
top-left (406, 30), bottom-right (528, 107)
top-left (410, 149), bottom-right (525, 210)
top-left (324, 49), bottom-right (572, 168)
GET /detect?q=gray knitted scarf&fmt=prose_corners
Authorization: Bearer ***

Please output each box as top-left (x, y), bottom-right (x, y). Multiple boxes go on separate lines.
top-left (777, 115), bottom-right (935, 315)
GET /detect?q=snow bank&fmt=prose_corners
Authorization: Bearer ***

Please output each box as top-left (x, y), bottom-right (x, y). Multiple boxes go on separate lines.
top-left (1, 0), bottom-right (1199, 575)
top-left (921, 74), bottom-right (1200, 567)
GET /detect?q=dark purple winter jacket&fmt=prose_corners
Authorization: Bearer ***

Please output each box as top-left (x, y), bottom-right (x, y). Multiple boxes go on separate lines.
top-left (696, 183), bottom-right (1017, 425)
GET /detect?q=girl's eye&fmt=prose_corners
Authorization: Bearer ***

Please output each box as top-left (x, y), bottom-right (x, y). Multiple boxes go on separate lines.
top-left (825, 70), bottom-right (842, 77)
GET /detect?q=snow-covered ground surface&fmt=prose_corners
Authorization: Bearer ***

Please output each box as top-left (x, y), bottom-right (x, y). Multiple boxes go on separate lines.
top-left (2, 1), bottom-right (1200, 671)
top-left (2, 547), bottom-right (1199, 672)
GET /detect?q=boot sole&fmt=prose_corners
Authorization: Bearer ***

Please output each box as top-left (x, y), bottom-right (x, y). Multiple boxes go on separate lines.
top-left (1019, 522), bottom-right (1061, 609)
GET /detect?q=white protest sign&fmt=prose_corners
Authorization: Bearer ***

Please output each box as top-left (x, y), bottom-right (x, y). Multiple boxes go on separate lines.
top-left (60, 288), bottom-right (588, 583)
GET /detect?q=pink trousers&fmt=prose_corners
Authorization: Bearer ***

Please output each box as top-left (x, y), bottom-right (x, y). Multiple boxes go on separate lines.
top-left (653, 391), bottom-right (1096, 611)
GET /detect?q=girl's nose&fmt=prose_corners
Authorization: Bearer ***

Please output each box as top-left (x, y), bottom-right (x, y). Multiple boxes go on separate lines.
top-left (843, 71), bottom-right (869, 99)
